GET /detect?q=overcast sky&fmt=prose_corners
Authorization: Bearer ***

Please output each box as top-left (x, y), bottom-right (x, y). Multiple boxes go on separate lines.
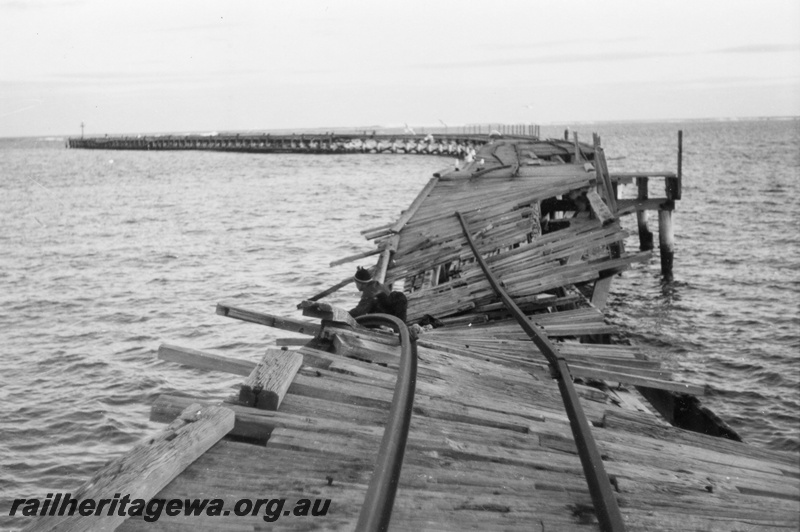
top-left (1, 0), bottom-right (799, 137)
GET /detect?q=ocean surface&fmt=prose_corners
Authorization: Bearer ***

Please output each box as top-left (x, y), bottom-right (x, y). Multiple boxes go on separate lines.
top-left (1, 119), bottom-right (798, 526)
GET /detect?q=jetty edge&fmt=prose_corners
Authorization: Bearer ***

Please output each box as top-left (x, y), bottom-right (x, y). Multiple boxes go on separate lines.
top-left (24, 133), bottom-right (799, 531)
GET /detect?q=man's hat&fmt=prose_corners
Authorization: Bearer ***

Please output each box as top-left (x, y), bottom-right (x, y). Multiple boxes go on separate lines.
top-left (354, 266), bottom-right (372, 283)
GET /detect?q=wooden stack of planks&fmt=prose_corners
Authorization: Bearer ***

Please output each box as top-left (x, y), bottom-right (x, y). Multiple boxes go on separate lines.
top-left (353, 141), bottom-right (647, 327)
top-left (28, 136), bottom-right (799, 531)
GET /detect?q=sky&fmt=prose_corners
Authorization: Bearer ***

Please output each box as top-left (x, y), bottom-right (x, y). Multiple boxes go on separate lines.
top-left (1, 0), bottom-right (799, 137)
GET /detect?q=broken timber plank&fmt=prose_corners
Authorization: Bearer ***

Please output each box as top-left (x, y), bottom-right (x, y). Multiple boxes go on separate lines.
top-left (332, 333), bottom-right (400, 366)
top-left (158, 344), bottom-right (253, 376)
top-left (585, 188), bottom-right (614, 225)
top-left (299, 300), bottom-right (358, 328)
top-left (151, 394), bottom-right (384, 441)
top-left (275, 337), bottom-right (311, 346)
top-left (329, 247), bottom-right (381, 267)
top-left (216, 303), bottom-right (320, 336)
top-left (616, 198), bottom-right (671, 215)
top-left (568, 364), bottom-right (706, 396)
top-left (591, 274), bottom-right (615, 309)
top-left (238, 348), bottom-right (304, 410)
top-left (610, 171), bottom-right (677, 180)
top-left (23, 404), bottom-right (234, 532)
top-left (390, 177), bottom-right (440, 234)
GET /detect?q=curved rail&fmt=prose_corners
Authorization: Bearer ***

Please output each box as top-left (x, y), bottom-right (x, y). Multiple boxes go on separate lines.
top-left (455, 211), bottom-right (626, 532)
top-left (354, 313), bottom-right (418, 532)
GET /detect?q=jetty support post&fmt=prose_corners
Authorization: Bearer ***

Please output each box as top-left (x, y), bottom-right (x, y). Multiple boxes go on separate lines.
top-left (636, 177), bottom-right (654, 251)
top-left (658, 207), bottom-right (675, 281)
top-left (658, 130), bottom-right (682, 281)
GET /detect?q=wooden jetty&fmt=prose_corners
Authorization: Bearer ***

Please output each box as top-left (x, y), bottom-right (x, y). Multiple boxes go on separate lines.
top-left (67, 131), bottom-right (491, 156)
top-left (65, 125), bottom-right (542, 156)
top-left (31, 133), bottom-right (799, 531)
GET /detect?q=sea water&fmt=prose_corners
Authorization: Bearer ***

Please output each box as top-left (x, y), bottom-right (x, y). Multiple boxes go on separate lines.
top-left (1, 119), bottom-right (798, 527)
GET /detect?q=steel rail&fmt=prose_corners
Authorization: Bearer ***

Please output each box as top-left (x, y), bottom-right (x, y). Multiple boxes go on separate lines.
top-left (456, 211), bottom-right (626, 532)
top-left (354, 313), bottom-right (418, 532)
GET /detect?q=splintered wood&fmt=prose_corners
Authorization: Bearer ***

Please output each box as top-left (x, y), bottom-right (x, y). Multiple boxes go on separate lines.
top-left (239, 349), bottom-right (303, 410)
top-left (24, 405), bottom-right (234, 532)
top-left (354, 146), bottom-right (651, 328)
top-left (59, 137), bottom-right (798, 531)
top-left (128, 316), bottom-right (798, 531)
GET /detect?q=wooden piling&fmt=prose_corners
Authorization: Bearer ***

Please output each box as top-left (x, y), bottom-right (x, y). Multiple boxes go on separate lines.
top-left (658, 208), bottom-right (675, 280)
top-left (636, 177), bottom-right (654, 251)
top-left (675, 130), bottom-right (683, 199)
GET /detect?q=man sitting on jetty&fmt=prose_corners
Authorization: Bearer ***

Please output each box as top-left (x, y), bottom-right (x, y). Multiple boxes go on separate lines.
top-left (349, 266), bottom-right (407, 322)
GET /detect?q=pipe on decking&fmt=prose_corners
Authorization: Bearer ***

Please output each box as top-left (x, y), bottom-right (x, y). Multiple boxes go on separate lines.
top-left (354, 313), bottom-right (418, 532)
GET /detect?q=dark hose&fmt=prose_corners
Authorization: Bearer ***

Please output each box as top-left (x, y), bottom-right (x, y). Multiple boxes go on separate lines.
top-left (354, 313), bottom-right (418, 532)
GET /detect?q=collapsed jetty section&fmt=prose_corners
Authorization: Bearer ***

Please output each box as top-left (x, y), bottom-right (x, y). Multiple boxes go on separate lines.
top-left (30, 134), bottom-right (799, 531)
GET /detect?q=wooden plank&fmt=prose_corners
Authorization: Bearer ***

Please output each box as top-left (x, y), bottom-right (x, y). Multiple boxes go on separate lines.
top-left (238, 348), bottom-right (304, 410)
top-left (591, 274), bottom-right (614, 309)
top-left (616, 197), bottom-right (671, 215)
top-left (572, 131), bottom-right (582, 163)
top-left (332, 333), bottom-right (400, 366)
top-left (610, 171), bottom-right (677, 179)
top-left (157, 344), bottom-right (253, 376)
top-left (274, 337), bottom-right (310, 347)
top-left (216, 303), bottom-right (320, 336)
top-left (567, 359), bottom-right (672, 380)
top-left (150, 394), bottom-right (384, 442)
top-left (317, 323), bottom-right (401, 347)
top-left (23, 404), bottom-right (234, 532)
top-left (329, 247), bottom-right (381, 267)
top-left (373, 249), bottom-right (391, 284)
top-left (568, 364), bottom-right (706, 396)
top-left (592, 134), bottom-right (617, 211)
top-left (390, 176), bottom-right (440, 233)
top-left (600, 409), bottom-right (798, 468)
top-left (296, 346), bottom-right (400, 384)
top-left (298, 300), bottom-right (358, 328)
top-left (585, 188), bottom-right (614, 225)
top-left (300, 274), bottom-right (356, 304)
top-left (360, 221), bottom-right (393, 237)
top-left (288, 368), bottom-right (537, 433)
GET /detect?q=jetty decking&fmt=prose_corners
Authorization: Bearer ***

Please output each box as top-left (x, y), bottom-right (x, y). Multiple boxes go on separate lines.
top-left (28, 134), bottom-right (799, 531)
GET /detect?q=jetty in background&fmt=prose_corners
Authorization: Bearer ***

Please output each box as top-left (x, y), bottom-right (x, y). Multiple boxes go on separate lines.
top-left (33, 131), bottom-right (798, 531)
top-left (66, 125), bottom-right (541, 157)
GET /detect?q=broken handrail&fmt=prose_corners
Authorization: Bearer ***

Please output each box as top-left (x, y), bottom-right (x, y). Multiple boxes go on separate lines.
top-left (455, 211), bottom-right (626, 532)
top-left (354, 313), bottom-right (418, 532)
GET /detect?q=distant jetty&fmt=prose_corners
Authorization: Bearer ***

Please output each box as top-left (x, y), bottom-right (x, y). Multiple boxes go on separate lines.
top-left (66, 125), bottom-right (544, 156)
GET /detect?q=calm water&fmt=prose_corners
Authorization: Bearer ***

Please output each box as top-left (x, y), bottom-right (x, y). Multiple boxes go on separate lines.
top-left (1, 119), bottom-right (798, 527)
